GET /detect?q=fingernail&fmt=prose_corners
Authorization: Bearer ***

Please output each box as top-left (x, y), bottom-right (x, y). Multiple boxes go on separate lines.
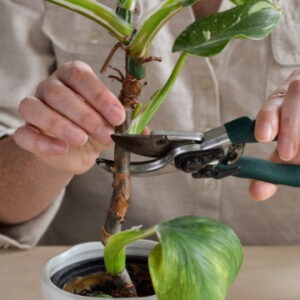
top-left (258, 123), bottom-right (273, 142)
top-left (279, 138), bottom-right (295, 161)
top-left (95, 125), bottom-right (114, 145)
top-left (105, 105), bottom-right (125, 126)
top-left (64, 125), bottom-right (87, 145)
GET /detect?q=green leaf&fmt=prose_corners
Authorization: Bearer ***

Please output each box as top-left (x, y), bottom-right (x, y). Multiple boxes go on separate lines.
top-left (116, 0), bottom-right (137, 23)
top-left (104, 226), bottom-right (156, 275)
top-left (104, 216), bottom-right (243, 300)
top-left (172, 0), bottom-right (281, 56)
top-left (117, 0), bottom-right (137, 11)
top-left (95, 293), bottom-right (112, 298)
top-left (149, 216), bottom-right (243, 300)
top-left (46, 0), bottom-right (134, 42)
top-left (230, 0), bottom-right (249, 5)
top-left (127, 0), bottom-right (198, 57)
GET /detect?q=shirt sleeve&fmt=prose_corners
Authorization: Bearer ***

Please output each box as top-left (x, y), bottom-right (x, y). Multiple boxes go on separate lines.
top-left (0, 0), bottom-right (61, 249)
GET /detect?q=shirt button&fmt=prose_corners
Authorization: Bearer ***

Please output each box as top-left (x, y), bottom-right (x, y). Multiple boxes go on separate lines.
top-left (203, 178), bottom-right (216, 190)
top-left (200, 77), bottom-right (213, 91)
top-left (89, 30), bottom-right (100, 44)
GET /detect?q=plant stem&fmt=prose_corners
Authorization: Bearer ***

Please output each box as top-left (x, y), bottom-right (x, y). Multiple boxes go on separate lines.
top-left (102, 0), bottom-right (139, 245)
top-left (101, 2), bottom-right (143, 297)
top-left (102, 71), bottom-right (143, 297)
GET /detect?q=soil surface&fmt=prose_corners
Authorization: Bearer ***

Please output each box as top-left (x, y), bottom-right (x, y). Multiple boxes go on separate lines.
top-left (53, 257), bottom-right (154, 297)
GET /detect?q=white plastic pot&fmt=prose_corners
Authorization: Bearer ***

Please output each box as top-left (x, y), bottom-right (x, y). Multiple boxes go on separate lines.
top-left (41, 240), bottom-right (157, 300)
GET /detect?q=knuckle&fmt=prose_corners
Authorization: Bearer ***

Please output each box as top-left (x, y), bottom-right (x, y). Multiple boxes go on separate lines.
top-left (18, 97), bottom-right (34, 118)
top-left (288, 79), bottom-right (300, 94)
top-left (13, 127), bottom-right (25, 144)
top-left (93, 90), bottom-right (108, 106)
top-left (63, 61), bottom-right (91, 84)
top-left (44, 83), bottom-right (63, 104)
top-left (80, 112), bottom-right (101, 133)
top-left (44, 115), bottom-right (62, 133)
top-left (35, 79), bottom-right (48, 96)
top-left (36, 78), bottom-right (63, 103)
top-left (90, 84), bottom-right (116, 108)
top-left (93, 90), bottom-right (117, 112)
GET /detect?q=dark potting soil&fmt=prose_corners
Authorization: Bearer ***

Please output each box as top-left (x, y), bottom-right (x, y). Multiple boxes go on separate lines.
top-left (51, 255), bottom-right (154, 297)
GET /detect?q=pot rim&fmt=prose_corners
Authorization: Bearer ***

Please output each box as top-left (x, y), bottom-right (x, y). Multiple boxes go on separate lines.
top-left (41, 240), bottom-right (157, 299)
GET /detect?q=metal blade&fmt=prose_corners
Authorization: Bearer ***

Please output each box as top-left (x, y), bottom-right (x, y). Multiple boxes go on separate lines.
top-left (97, 143), bottom-right (203, 176)
top-left (112, 131), bottom-right (203, 157)
top-left (111, 134), bottom-right (176, 157)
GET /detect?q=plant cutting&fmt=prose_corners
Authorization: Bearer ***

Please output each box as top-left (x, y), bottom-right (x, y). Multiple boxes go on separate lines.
top-left (42, 0), bottom-right (281, 299)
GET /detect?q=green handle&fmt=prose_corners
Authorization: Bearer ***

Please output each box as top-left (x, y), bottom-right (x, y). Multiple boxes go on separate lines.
top-left (217, 156), bottom-right (300, 187)
top-left (224, 116), bottom-right (257, 144)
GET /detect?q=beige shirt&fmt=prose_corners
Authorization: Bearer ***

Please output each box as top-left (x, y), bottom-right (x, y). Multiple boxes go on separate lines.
top-left (1, 0), bottom-right (300, 248)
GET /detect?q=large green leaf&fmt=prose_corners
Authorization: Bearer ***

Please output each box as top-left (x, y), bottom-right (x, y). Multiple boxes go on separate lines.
top-left (104, 215), bottom-right (243, 300)
top-left (149, 216), bottom-right (243, 300)
top-left (172, 0), bottom-right (281, 56)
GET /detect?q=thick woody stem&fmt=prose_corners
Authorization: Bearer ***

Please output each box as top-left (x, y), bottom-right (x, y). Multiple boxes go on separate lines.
top-left (101, 2), bottom-right (141, 297)
top-left (102, 111), bottom-right (132, 242)
top-left (102, 71), bottom-right (142, 242)
top-left (102, 69), bottom-right (143, 297)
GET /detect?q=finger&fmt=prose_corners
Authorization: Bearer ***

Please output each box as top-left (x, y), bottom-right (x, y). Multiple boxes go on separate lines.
top-left (254, 93), bottom-right (284, 143)
top-left (277, 79), bottom-right (300, 161)
top-left (14, 124), bottom-right (68, 155)
top-left (248, 149), bottom-right (283, 201)
top-left (254, 70), bottom-right (298, 143)
top-left (141, 127), bottom-right (151, 135)
top-left (249, 180), bottom-right (278, 201)
top-left (55, 61), bottom-right (125, 126)
top-left (36, 79), bottom-right (115, 144)
top-left (19, 96), bottom-right (88, 146)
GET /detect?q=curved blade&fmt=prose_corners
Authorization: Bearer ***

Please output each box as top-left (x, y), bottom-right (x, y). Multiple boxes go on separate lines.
top-left (112, 132), bottom-right (202, 157)
top-left (111, 134), bottom-right (174, 157)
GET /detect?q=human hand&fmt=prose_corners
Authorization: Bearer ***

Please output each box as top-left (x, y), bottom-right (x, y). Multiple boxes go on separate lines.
top-left (249, 69), bottom-right (300, 200)
top-left (14, 61), bottom-right (125, 175)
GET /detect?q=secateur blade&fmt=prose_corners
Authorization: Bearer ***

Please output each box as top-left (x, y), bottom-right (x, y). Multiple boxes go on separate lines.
top-left (111, 131), bottom-right (203, 158)
top-left (97, 143), bottom-right (205, 176)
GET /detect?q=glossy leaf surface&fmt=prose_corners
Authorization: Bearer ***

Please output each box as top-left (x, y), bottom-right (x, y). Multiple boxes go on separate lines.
top-left (149, 216), bottom-right (243, 300)
top-left (104, 215), bottom-right (243, 300)
top-left (173, 0), bottom-right (281, 56)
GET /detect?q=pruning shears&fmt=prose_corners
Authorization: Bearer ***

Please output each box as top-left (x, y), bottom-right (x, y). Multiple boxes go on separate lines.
top-left (97, 116), bottom-right (300, 187)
